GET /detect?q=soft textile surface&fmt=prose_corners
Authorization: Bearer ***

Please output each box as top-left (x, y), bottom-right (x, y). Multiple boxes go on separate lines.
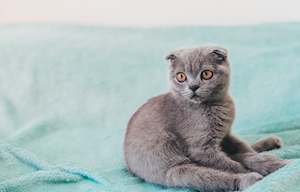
top-left (0, 23), bottom-right (299, 192)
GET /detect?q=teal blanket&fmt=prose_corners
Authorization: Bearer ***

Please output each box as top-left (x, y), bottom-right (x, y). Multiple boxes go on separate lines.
top-left (0, 23), bottom-right (299, 192)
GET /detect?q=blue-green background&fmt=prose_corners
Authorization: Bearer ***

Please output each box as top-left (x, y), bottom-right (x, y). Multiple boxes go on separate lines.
top-left (0, 23), bottom-right (299, 191)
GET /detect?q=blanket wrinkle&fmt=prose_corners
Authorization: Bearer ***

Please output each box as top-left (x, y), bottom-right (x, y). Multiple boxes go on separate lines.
top-left (0, 170), bottom-right (83, 191)
top-left (0, 139), bottom-right (111, 188)
top-left (62, 166), bottom-right (111, 185)
top-left (0, 139), bottom-right (54, 171)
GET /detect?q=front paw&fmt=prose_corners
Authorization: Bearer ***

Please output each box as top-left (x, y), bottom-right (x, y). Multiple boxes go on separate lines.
top-left (237, 172), bottom-right (263, 191)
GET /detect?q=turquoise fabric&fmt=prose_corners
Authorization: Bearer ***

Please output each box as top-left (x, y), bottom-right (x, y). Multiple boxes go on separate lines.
top-left (0, 23), bottom-right (299, 192)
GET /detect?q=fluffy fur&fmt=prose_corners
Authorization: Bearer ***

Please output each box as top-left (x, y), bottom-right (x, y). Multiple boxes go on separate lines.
top-left (123, 45), bottom-right (294, 191)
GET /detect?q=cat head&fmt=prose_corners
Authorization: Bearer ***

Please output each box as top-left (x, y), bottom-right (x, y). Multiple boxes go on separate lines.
top-left (165, 45), bottom-right (231, 103)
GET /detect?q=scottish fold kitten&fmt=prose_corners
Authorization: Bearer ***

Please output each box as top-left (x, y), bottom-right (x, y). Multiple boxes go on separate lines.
top-left (123, 45), bottom-right (295, 191)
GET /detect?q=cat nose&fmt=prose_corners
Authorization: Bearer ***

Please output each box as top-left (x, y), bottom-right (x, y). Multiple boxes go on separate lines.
top-left (189, 85), bottom-right (200, 92)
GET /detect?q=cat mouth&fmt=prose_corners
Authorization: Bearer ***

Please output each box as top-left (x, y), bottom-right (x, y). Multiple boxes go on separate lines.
top-left (190, 94), bottom-right (202, 103)
top-left (191, 94), bottom-right (201, 100)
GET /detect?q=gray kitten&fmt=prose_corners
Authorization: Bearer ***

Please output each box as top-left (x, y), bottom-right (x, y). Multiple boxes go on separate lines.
top-left (123, 45), bottom-right (295, 191)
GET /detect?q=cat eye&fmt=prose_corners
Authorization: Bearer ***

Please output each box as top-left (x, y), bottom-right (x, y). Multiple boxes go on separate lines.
top-left (176, 72), bottom-right (187, 82)
top-left (201, 70), bottom-right (213, 80)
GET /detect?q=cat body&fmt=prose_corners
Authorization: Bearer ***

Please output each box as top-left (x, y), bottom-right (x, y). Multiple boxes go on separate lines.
top-left (124, 45), bottom-right (293, 191)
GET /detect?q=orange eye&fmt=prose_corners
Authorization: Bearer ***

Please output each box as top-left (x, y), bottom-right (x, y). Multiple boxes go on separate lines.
top-left (176, 73), bottom-right (187, 82)
top-left (201, 70), bottom-right (213, 80)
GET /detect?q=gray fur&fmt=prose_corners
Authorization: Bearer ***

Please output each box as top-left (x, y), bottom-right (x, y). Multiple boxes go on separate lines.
top-left (123, 45), bottom-right (294, 191)
top-left (251, 135), bottom-right (283, 153)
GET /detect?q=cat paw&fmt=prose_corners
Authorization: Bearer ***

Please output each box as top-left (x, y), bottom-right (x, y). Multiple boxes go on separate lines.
top-left (252, 135), bottom-right (283, 153)
top-left (267, 135), bottom-right (283, 150)
top-left (237, 172), bottom-right (263, 191)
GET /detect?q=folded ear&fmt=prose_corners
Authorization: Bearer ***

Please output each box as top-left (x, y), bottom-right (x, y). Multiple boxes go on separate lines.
top-left (211, 48), bottom-right (228, 61)
top-left (165, 52), bottom-right (177, 60)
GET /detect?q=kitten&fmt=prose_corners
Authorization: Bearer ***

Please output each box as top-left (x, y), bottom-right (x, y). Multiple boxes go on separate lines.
top-left (123, 45), bottom-right (295, 191)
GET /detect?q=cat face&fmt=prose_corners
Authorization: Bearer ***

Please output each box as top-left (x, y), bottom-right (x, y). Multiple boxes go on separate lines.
top-left (166, 45), bottom-right (231, 103)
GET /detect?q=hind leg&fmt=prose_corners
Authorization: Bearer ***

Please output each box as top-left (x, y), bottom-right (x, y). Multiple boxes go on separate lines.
top-left (251, 136), bottom-right (282, 153)
top-left (221, 134), bottom-right (283, 155)
top-left (165, 161), bottom-right (262, 191)
top-left (230, 152), bottom-right (295, 176)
